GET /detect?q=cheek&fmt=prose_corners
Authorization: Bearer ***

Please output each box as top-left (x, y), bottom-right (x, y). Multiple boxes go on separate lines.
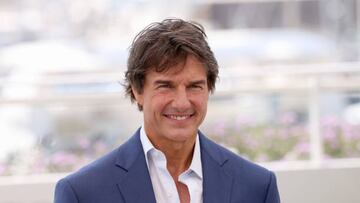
top-left (193, 94), bottom-right (209, 111)
top-left (148, 93), bottom-right (170, 111)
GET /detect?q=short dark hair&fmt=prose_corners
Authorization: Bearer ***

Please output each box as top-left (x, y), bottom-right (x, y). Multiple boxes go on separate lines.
top-left (124, 18), bottom-right (218, 110)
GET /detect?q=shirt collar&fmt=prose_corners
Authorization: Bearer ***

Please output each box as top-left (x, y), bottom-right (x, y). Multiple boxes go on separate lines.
top-left (139, 125), bottom-right (203, 179)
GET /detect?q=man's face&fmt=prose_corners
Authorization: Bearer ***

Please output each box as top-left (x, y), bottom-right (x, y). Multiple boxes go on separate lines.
top-left (133, 55), bottom-right (209, 144)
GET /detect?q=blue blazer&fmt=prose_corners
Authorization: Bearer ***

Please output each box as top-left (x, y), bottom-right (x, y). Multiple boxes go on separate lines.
top-left (54, 129), bottom-right (280, 203)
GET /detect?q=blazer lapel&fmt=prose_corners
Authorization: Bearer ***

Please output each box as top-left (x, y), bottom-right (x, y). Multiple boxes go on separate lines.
top-left (115, 129), bottom-right (156, 203)
top-left (200, 132), bottom-right (234, 203)
top-left (115, 130), bottom-right (234, 203)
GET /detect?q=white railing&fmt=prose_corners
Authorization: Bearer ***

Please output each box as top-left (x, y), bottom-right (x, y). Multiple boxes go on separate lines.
top-left (0, 63), bottom-right (360, 202)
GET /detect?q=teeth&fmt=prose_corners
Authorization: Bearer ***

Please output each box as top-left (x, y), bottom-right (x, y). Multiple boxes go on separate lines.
top-left (169, 115), bottom-right (189, 120)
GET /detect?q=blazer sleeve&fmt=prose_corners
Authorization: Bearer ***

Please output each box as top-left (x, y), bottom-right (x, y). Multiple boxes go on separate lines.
top-left (264, 171), bottom-right (281, 203)
top-left (54, 178), bottom-right (79, 203)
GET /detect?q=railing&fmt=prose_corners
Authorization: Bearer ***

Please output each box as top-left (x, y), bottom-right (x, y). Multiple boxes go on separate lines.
top-left (0, 62), bottom-right (360, 202)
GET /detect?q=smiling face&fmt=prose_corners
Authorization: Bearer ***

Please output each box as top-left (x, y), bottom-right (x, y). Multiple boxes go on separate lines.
top-left (132, 55), bottom-right (209, 145)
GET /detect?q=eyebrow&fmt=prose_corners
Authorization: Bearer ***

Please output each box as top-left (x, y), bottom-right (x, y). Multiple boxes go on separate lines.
top-left (189, 80), bottom-right (206, 86)
top-left (153, 79), bottom-right (206, 86)
top-left (153, 80), bottom-right (172, 85)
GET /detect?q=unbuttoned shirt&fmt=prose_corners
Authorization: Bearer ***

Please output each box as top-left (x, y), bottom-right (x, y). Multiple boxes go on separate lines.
top-left (140, 126), bottom-right (203, 203)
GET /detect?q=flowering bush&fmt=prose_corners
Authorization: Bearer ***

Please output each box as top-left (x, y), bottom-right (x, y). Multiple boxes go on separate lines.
top-left (322, 115), bottom-right (360, 158)
top-left (0, 136), bottom-right (114, 176)
top-left (1, 113), bottom-right (360, 176)
top-left (204, 112), bottom-right (310, 162)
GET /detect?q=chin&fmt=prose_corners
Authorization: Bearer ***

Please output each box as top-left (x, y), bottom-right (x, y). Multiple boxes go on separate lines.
top-left (166, 128), bottom-right (197, 141)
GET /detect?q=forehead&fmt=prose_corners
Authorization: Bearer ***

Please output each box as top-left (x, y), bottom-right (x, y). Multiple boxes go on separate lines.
top-left (147, 55), bottom-right (207, 80)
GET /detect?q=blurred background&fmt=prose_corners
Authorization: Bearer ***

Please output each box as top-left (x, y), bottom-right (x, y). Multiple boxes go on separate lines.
top-left (0, 0), bottom-right (360, 202)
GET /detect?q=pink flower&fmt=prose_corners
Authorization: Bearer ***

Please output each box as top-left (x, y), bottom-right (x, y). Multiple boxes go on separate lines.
top-left (213, 121), bottom-right (227, 137)
top-left (279, 112), bottom-right (297, 125)
top-left (77, 137), bottom-right (90, 149)
top-left (294, 141), bottom-right (310, 154)
top-left (321, 116), bottom-right (340, 128)
top-left (322, 128), bottom-right (337, 141)
top-left (51, 151), bottom-right (78, 166)
top-left (0, 163), bottom-right (6, 175)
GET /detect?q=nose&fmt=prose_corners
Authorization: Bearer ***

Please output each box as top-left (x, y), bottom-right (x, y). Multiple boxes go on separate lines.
top-left (172, 88), bottom-right (191, 111)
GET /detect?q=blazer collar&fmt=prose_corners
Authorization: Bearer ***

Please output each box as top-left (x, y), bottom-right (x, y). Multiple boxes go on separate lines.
top-left (199, 131), bottom-right (234, 203)
top-left (114, 129), bottom-right (233, 203)
top-left (115, 128), bottom-right (157, 203)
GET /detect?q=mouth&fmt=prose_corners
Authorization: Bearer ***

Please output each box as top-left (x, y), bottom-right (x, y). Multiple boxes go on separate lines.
top-left (164, 114), bottom-right (194, 121)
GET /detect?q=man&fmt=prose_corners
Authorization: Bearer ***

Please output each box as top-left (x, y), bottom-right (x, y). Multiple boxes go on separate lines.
top-left (54, 18), bottom-right (280, 203)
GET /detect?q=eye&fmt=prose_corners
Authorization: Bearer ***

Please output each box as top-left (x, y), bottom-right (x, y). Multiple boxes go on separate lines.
top-left (156, 84), bottom-right (171, 89)
top-left (189, 84), bottom-right (203, 90)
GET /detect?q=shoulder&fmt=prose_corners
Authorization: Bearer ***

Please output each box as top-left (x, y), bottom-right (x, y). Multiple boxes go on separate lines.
top-left (55, 146), bottom-right (122, 193)
top-left (65, 146), bottom-right (122, 182)
top-left (199, 133), bottom-right (275, 185)
top-left (200, 134), bottom-right (280, 202)
top-left (54, 131), bottom-right (142, 200)
top-left (61, 129), bottom-right (142, 183)
top-left (54, 147), bottom-right (122, 203)
top-left (221, 147), bottom-right (280, 203)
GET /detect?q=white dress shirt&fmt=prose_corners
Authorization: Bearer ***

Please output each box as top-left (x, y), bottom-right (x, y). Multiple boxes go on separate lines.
top-left (140, 126), bottom-right (203, 203)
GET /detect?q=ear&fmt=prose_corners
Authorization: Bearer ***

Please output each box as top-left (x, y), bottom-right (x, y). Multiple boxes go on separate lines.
top-left (131, 86), bottom-right (143, 106)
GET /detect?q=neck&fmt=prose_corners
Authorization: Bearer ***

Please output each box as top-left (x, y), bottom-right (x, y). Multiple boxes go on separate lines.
top-left (147, 132), bottom-right (196, 179)
top-left (163, 140), bottom-right (195, 178)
